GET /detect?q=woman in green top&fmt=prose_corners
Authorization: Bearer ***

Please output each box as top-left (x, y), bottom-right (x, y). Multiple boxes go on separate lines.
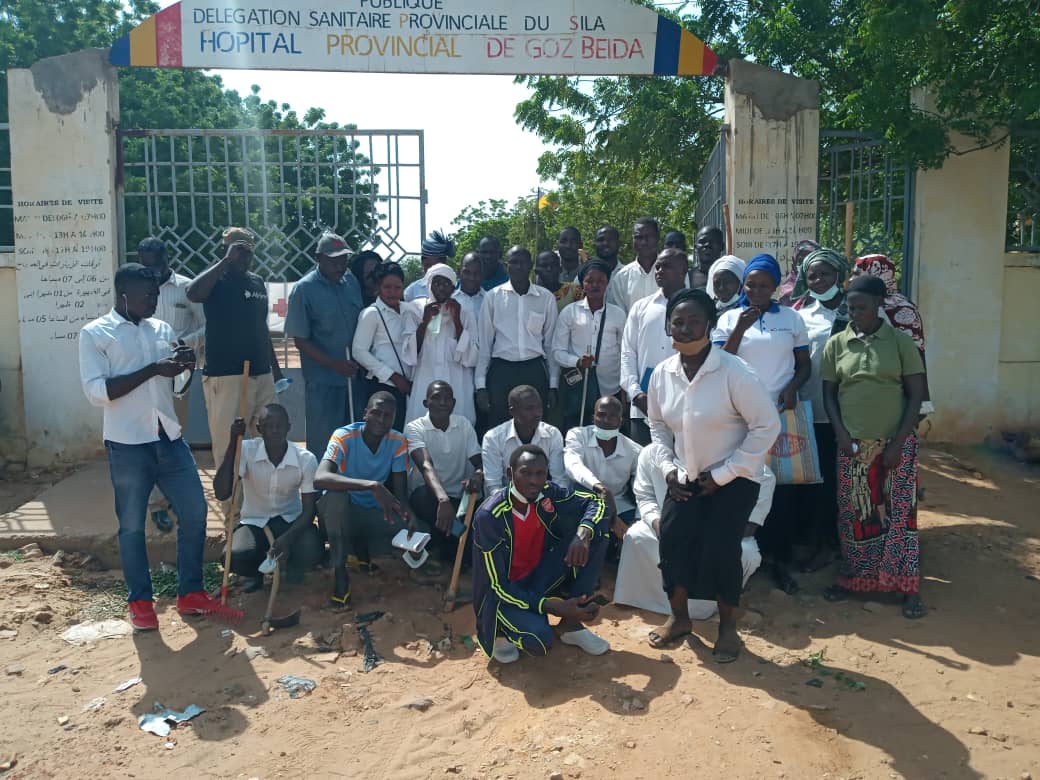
top-left (820, 275), bottom-right (928, 619)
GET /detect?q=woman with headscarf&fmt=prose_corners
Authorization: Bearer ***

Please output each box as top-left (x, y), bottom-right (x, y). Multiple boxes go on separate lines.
top-left (778, 239), bottom-right (820, 306)
top-left (713, 253), bottom-right (810, 594)
top-left (401, 263), bottom-right (479, 425)
top-left (646, 288), bottom-right (780, 661)
top-left (821, 274), bottom-right (927, 619)
top-left (791, 247), bottom-right (851, 570)
top-left (352, 262), bottom-right (413, 431)
top-left (705, 255), bottom-right (746, 315)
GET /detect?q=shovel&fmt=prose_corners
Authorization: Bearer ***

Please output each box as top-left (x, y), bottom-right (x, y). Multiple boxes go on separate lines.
top-left (260, 525), bottom-right (301, 633)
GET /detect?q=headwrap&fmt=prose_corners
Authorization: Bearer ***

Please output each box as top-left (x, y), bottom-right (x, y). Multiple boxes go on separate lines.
top-left (846, 274), bottom-right (887, 297)
top-left (577, 260), bottom-right (611, 285)
top-left (738, 253), bottom-right (782, 312)
top-left (791, 247), bottom-right (851, 302)
top-left (423, 262), bottom-right (457, 292)
top-left (854, 254), bottom-right (926, 350)
top-left (421, 229), bottom-right (456, 259)
top-left (705, 255), bottom-right (746, 301)
top-left (779, 238), bottom-right (820, 305)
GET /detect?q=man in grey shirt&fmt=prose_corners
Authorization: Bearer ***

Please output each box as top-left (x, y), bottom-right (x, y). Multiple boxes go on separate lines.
top-left (285, 232), bottom-right (364, 459)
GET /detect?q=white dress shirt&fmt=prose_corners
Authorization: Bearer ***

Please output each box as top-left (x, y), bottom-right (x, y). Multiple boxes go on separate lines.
top-left (615, 442), bottom-right (763, 618)
top-left (551, 299), bottom-right (627, 397)
top-left (79, 309), bottom-right (182, 444)
top-left (352, 298), bottom-right (414, 384)
top-left (475, 282), bottom-right (559, 390)
top-left (452, 288), bottom-right (486, 325)
top-left (712, 305), bottom-right (810, 401)
top-left (606, 259), bottom-right (659, 312)
top-left (404, 414), bottom-right (482, 497)
top-left (647, 349), bottom-right (781, 487)
top-left (238, 438), bottom-right (318, 528)
top-left (620, 290), bottom-right (674, 420)
top-left (797, 299), bottom-right (840, 423)
top-left (563, 426), bottom-right (641, 514)
top-left (481, 419), bottom-right (567, 494)
top-left (155, 271), bottom-right (206, 350)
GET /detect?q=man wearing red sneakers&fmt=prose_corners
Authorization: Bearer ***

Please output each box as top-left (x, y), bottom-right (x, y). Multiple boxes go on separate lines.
top-left (80, 264), bottom-right (225, 630)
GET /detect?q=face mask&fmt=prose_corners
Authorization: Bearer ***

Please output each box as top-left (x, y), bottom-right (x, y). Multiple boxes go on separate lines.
top-left (427, 312), bottom-right (442, 334)
top-left (593, 426), bottom-right (619, 441)
top-left (509, 482), bottom-right (542, 504)
top-left (673, 336), bottom-right (710, 356)
top-left (810, 285), bottom-right (840, 302)
top-left (718, 293), bottom-right (740, 308)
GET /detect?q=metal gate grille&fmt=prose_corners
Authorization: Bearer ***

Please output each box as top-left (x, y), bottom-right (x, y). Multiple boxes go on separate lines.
top-left (694, 127), bottom-right (726, 231)
top-left (117, 128), bottom-right (426, 281)
top-left (817, 131), bottom-right (915, 294)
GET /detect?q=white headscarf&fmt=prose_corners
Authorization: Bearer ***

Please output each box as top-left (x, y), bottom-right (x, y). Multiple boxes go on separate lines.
top-left (705, 255), bottom-right (746, 301)
top-left (423, 262), bottom-right (457, 295)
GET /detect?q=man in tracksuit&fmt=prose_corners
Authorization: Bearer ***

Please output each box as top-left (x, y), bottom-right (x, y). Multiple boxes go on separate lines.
top-left (472, 444), bottom-right (611, 664)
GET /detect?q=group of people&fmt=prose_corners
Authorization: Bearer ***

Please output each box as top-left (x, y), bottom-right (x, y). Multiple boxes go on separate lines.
top-left (78, 218), bottom-right (931, 662)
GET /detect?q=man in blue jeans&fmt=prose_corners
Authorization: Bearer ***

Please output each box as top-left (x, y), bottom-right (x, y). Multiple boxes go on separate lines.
top-left (79, 263), bottom-right (225, 631)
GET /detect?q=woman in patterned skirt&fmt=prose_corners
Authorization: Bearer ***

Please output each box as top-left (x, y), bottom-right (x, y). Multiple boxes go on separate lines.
top-left (820, 274), bottom-right (928, 619)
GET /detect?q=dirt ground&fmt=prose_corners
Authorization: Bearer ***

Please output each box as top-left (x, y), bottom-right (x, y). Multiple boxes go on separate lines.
top-left (0, 444), bottom-right (1037, 780)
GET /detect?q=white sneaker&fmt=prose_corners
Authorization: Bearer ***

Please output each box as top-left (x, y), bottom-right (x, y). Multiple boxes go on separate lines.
top-left (492, 637), bottom-right (520, 664)
top-left (560, 628), bottom-right (610, 656)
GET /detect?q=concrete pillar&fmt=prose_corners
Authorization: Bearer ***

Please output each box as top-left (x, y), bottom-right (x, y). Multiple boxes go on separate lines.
top-left (7, 49), bottom-right (120, 467)
top-left (724, 60), bottom-right (820, 271)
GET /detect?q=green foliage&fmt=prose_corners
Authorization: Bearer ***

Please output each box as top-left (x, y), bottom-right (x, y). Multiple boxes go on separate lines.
top-left (451, 198), bottom-right (546, 255)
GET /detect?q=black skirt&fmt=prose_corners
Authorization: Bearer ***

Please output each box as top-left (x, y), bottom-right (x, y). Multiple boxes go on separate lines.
top-left (659, 477), bottom-right (760, 606)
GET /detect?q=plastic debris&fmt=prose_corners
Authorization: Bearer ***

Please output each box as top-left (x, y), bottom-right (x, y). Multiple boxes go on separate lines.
top-left (47, 665), bottom-right (68, 675)
top-left (113, 676), bottom-right (142, 693)
top-left (61, 620), bottom-right (133, 645)
top-left (805, 678), bottom-right (824, 688)
top-left (276, 675), bottom-right (317, 698)
top-left (460, 635), bottom-right (474, 651)
top-left (137, 703), bottom-right (205, 737)
top-left (83, 697), bottom-right (106, 712)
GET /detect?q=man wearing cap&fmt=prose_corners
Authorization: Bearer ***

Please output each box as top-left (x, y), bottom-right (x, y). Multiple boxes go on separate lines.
top-left (187, 228), bottom-right (284, 473)
top-left (136, 237), bottom-right (206, 534)
top-left (284, 232), bottom-right (365, 459)
top-left (404, 229), bottom-right (456, 303)
top-left (79, 264), bottom-right (220, 630)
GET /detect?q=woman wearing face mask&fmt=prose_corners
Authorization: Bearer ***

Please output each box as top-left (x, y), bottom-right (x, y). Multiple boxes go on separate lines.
top-left (791, 248), bottom-right (851, 571)
top-left (713, 253), bottom-right (811, 595)
top-left (352, 262), bottom-right (413, 432)
top-left (401, 263), bottom-right (478, 425)
top-left (706, 255), bottom-right (746, 315)
top-left (646, 289), bottom-right (780, 662)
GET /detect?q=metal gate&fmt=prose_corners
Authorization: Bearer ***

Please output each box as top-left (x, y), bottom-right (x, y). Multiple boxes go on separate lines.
top-left (817, 131), bottom-right (915, 295)
top-left (117, 127), bottom-right (426, 277)
top-left (694, 126), bottom-right (726, 234)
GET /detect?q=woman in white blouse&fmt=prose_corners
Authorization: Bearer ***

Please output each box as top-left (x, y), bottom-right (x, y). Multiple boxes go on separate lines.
top-left (352, 262), bottom-right (413, 431)
top-left (551, 261), bottom-right (627, 430)
top-left (401, 263), bottom-right (479, 425)
top-left (646, 289), bottom-right (779, 662)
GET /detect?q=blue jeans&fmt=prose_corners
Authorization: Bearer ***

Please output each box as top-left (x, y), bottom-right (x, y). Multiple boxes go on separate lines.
top-left (105, 434), bottom-right (208, 602)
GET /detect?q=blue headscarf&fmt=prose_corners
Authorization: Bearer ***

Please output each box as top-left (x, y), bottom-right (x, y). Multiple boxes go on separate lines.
top-left (738, 253), bottom-right (782, 314)
top-left (421, 229), bottom-right (456, 259)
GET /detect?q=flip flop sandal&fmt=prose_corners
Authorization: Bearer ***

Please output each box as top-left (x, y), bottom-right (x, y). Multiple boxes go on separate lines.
top-left (823, 585), bottom-right (850, 602)
top-left (712, 634), bottom-right (743, 664)
top-left (902, 595), bottom-right (928, 619)
top-left (647, 620), bottom-right (691, 648)
top-left (329, 590), bottom-right (352, 610)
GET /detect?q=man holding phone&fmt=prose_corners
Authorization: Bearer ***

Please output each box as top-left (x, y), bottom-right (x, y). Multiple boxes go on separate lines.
top-left (471, 444), bottom-right (611, 664)
top-left (186, 227), bottom-right (284, 473)
top-left (79, 264), bottom-right (218, 631)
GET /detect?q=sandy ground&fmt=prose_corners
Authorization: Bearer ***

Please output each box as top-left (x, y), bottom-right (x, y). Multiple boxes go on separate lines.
top-left (0, 445), bottom-right (1037, 780)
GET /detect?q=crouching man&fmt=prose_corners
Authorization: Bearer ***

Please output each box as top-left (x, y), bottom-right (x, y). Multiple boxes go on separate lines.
top-left (213, 405), bottom-right (323, 592)
top-left (472, 445), bottom-right (610, 664)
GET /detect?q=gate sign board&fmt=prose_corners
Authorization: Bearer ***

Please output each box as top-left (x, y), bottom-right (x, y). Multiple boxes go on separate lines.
top-left (110, 0), bottom-right (718, 76)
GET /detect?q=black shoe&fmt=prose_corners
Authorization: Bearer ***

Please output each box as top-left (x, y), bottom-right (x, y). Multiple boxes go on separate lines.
top-left (242, 575), bottom-right (264, 593)
top-left (772, 562), bottom-right (801, 595)
top-left (151, 510), bottom-right (173, 534)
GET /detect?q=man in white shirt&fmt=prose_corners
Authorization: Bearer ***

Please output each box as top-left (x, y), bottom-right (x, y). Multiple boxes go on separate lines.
top-left (475, 246), bottom-right (559, 428)
top-left (614, 444), bottom-right (766, 619)
top-left (607, 217), bottom-right (661, 312)
top-left (79, 264), bottom-right (220, 631)
top-left (452, 252), bottom-right (487, 324)
top-left (482, 385), bottom-right (566, 495)
top-left (405, 381), bottom-right (484, 562)
top-left (620, 248), bottom-right (690, 444)
top-left (136, 237), bottom-right (207, 534)
top-left (564, 396), bottom-right (641, 538)
top-left (213, 405), bottom-right (323, 592)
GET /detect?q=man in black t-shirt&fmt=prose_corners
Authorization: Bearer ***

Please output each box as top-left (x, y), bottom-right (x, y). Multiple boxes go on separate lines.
top-left (187, 227), bottom-right (284, 467)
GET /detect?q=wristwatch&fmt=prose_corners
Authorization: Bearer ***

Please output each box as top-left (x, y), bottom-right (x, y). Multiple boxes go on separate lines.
top-left (575, 526), bottom-right (592, 543)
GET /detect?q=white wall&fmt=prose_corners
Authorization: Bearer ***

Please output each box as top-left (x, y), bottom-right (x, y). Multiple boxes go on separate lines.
top-left (7, 50), bottom-right (120, 466)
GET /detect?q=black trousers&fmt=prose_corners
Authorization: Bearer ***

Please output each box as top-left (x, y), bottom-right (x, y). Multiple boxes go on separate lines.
top-left (226, 516), bottom-right (323, 578)
top-left (629, 418), bottom-right (652, 446)
top-left (659, 478), bottom-right (759, 607)
top-left (372, 382), bottom-right (408, 432)
top-left (801, 422), bottom-right (839, 550)
top-left (408, 486), bottom-right (472, 567)
top-left (486, 357), bottom-right (550, 429)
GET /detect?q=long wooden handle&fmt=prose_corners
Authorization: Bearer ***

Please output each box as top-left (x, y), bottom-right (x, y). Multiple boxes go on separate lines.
top-left (844, 201), bottom-right (855, 260)
top-left (261, 524), bottom-right (279, 625)
top-left (220, 360), bottom-right (252, 605)
top-left (723, 203), bottom-right (733, 255)
top-left (444, 494), bottom-right (477, 610)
